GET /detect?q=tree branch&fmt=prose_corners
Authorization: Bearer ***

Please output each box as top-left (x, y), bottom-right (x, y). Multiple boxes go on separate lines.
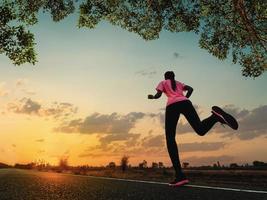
top-left (233, 0), bottom-right (267, 51)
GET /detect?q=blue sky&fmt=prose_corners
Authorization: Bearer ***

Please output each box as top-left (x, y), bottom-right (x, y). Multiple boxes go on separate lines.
top-left (1, 13), bottom-right (266, 114)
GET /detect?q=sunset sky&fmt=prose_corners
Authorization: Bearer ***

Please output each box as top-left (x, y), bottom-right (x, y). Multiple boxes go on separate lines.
top-left (0, 13), bottom-right (266, 167)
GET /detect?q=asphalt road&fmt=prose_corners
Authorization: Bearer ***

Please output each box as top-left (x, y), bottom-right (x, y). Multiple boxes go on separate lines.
top-left (0, 169), bottom-right (266, 200)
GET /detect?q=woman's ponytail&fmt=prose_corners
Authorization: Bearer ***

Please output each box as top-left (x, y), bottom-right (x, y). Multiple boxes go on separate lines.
top-left (164, 71), bottom-right (176, 91)
top-left (170, 79), bottom-right (176, 91)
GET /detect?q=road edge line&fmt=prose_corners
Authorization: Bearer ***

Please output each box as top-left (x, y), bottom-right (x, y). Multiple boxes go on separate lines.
top-left (81, 175), bottom-right (267, 194)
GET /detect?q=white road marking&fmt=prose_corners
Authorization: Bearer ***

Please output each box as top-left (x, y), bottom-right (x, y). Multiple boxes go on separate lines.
top-left (83, 175), bottom-right (267, 194)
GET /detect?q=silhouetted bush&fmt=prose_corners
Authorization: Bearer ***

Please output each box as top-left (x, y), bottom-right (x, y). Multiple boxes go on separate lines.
top-left (0, 162), bottom-right (11, 168)
top-left (14, 162), bottom-right (35, 169)
top-left (107, 162), bottom-right (116, 169)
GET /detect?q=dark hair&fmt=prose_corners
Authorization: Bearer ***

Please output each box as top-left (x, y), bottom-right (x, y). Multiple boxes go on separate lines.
top-left (164, 71), bottom-right (176, 91)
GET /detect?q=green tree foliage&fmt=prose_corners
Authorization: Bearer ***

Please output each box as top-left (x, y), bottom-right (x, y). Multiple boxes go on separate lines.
top-left (0, 0), bottom-right (266, 77)
top-left (0, 0), bottom-right (75, 65)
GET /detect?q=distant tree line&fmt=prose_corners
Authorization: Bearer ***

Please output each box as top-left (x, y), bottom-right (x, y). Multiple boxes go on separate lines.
top-left (2, 157), bottom-right (267, 171)
top-left (0, 162), bottom-right (12, 168)
top-left (182, 160), bottom-right (267, 170)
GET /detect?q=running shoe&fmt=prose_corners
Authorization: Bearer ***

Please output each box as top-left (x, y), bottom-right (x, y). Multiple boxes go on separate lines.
top-left (168, 177), bottom-right (189, 187)
top-left (212, 106), bottom-right (238, 130)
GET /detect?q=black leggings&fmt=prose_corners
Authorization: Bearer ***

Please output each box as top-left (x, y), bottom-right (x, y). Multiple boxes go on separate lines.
top-left (165, 100), bottom-right (218, 178)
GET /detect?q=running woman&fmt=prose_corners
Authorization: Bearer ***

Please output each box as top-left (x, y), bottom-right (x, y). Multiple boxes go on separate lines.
top-left (148, 71), bottom-right (238, 187)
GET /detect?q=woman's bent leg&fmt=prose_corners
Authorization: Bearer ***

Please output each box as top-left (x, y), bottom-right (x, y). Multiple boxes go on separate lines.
top-left (165, 104), bottom-right (182, 178)
top-left (181, 100), bottom-right (218, 136)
